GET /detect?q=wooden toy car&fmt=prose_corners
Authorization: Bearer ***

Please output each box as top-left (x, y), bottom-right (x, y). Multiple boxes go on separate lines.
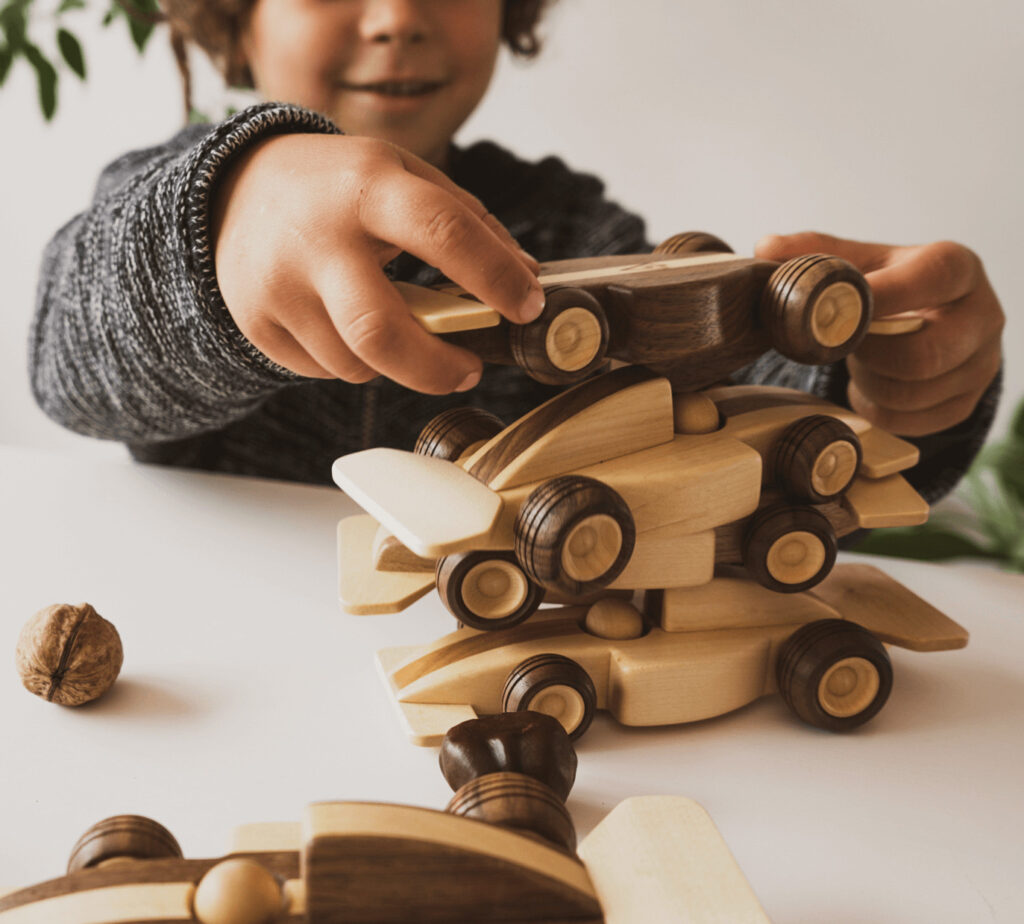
top-left (400, 230), bottom-right (874, 389)
top-left (334, 368), bottom-right (927, 629)
top-left (376, 564), bottom-right (969, 746)
top-left (0, 715), bottom-right (768, 923)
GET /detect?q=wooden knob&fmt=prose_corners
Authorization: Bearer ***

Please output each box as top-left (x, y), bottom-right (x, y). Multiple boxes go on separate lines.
top-left (67, 815), bottom-right (182, 873)
top-left (439, 712), bottom-right (576, 802)
top-left (446, 772), bottom-right (578, 853)
top-left (193, 858), bottom-right (284, 924)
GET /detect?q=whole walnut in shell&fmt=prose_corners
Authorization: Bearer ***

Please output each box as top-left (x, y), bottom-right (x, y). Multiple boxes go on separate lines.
top-left (16, 603), bottom-right (123, 706)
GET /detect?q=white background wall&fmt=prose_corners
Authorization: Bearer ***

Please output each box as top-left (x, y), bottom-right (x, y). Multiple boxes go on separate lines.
top-left (1, 0), bottom-right (1021, 460)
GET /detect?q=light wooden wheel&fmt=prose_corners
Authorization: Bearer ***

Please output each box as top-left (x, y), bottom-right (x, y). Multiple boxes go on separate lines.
top-left (774, 415), bottom-right (862, 503)
top-left (461, 560), bottom-right (530, 620)
top-left (760, 254), bottom-right (872, 364)
top-left (509, 286), bottom-right (609, 385)
top-left (503, 654), bottom-right (597, 741)
top-left (193, 858), bottom-right (284, 924)
top-left (810, 281), bottom-right (863, 348)
top-left (817, 657), bottom-right (881, 718)
top-left (561, 514), bottom-right (623, 583)
top-left (765, 531), bottom-right (827, 585)
top-left (743, 505), bottom-right (837, 593)
top-left (545, 307), bottom-right (605, 372)
top-left (436, 551), bottom-right (543, 631)
top-left (514, 476), bottom-right (635, 597)
top-left (777, 619), bottom-right (893, 731)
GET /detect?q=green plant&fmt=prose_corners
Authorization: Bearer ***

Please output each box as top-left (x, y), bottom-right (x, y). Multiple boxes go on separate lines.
top-left (0, 0), bottom-right (160, 120)
top-left (854, 395), bottom-right (1024, 571)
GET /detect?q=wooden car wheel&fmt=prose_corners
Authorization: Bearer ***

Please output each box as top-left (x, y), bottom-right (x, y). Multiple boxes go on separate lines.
top-left (759, 254), bottom-right (872, 364)
top-left (774, 415), bottom-right (863, 503)
top-left (502, 654), bottom-right (597, 741)
top-left (436, 550), bottom-right (544, 631)
top-left (514, 476), bottom-right (635, 597)
top-left (742, 505), bottom-right (837, 593)
top-left (777, 619), bottom-right (893, 731)
top-left (652, 231), bottom-right (734, 255)
top-left (509, 287), bottom-right (609, 385)
top-left (414, 406), bottom-right (505, 462)
top-left (67, 815), bottom-right (182, 873)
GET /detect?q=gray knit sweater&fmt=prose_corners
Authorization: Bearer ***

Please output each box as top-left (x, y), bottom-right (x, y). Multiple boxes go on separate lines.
top-left (30, 103), bottom-right (999, 500)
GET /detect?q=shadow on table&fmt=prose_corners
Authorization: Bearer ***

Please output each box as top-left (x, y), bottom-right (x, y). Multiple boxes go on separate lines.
top-left (77, 677), bottom-right (209, 722)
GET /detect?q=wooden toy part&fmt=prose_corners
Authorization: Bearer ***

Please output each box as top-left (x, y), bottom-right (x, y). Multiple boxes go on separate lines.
top-left (67, 815), bottom-right (183, 874)
top-left (439, 712), bottom-right (577, 801)
top-left (435, 550), bottom-right (543, 630)
top-left (672, 392), bottom-right (721, 434)
top-left (652, 230), bottom-right (735, 256)
top-left (465, 365), bottom-right (674, 491)
top-left (413, 406), bottom-right (505, 463)
top-left (842, 473), bottom-right (929, 528)
top-left (867, 311), bottom-right (926, 336)
top-left (332, 450), bottom-right (501, 559)
top-left (371, 525), bottom-right (434, 574)
top-left (301, 802), bottom-right (601, 923)
top-left (583, 598), bottom-right (645, 640)
top-left (192, 858), bottom-right (284, 924)
top-left (741, 504), bottom-right (838, 593)
top-left (337, 517), bottom-right (434, 615)
top-left (394, 281), bottom-right (500, 334)
top-left (502, 653), bottom-right (598, 740)
top-left (230, 823), bottom-right (303, 855)
top-left (772, 415), bottom-right (862, 503)
top-left (577, 796), bottom-right (770, 924)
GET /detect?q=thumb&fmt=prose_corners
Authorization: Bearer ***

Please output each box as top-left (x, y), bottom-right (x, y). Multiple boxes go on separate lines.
top-left (755, 231), bottom-right (892, 273)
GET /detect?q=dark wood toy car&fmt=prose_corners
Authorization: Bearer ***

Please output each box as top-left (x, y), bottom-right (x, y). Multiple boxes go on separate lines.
top-left (400, 231), bottom-right (873, 389)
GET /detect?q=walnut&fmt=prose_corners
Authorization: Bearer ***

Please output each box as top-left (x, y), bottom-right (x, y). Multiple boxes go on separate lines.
top-left (15, 603), bottom-right (123, 706)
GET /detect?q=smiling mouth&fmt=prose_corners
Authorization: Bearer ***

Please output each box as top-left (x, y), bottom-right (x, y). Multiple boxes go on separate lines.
top-left (340, 79), bottom-right (444, 97)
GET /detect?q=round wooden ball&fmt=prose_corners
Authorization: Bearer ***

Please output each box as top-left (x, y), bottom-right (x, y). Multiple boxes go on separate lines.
top-left (193, 858), bottom-right (283, 924)
top-left (15, 603), bottom-right (123, 706)
top-left (584, 598), bottom-right (644, 640)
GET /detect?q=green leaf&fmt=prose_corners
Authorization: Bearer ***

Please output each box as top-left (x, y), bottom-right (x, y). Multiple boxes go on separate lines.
top-left (56, 26), bottom-right (84, 78)
top-left (57, 0), bottom-right (86, 11)
top-left (0, 0), bottom-right (30, 51)
top-left (22, 40), bottom-right (57, 120)
top-left (0, 43), bottom-right (12, 86)
top-left (852, 523), bottom-right (994, 562)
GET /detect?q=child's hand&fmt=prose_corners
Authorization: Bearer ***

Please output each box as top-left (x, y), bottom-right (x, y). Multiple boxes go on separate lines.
top-left (211, 134), bottom-right (544, 394)
top-left (756, 232), bottom-right (1004, 437)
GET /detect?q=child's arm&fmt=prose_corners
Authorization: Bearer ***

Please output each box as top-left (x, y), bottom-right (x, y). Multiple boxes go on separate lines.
top-left (29, 104), bottom-right (541, 444)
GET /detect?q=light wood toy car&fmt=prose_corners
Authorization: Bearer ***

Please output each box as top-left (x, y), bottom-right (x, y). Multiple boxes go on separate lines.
top-left (376, 564), bottom-right (968, 746)
top-left (0, 714), bottom-right (769, 923)
top-left (401, 230), bottom-right (888, 390)
top-left (333, 368), bottom-right (928, 629)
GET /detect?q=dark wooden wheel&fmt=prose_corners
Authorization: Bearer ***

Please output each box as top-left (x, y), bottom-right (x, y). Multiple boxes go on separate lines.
top-left (414, 406), bottom-right (505, 461)
top-left (67, 815), bottom-right (182, 874)
top-left (502, 654), bottom-right (597, 741)
top-left (514, 476), bottom-right (635, 597)
top-left (773, 415), bottom-right (863, 503)
top-left (509, 287), bottom-right (609, 385)
top-left (652, 231), bottom-right (734, 255)
top-left (436, 550), bottom-right (543, 631)
top-left (742, 505), bottom-right (837, 593)
top-left (777, 619), bottom-right (893, 731)
top-left (759, 254), bottom-right (872, 364)
top-left (446, 772), bottom-right (578, 853)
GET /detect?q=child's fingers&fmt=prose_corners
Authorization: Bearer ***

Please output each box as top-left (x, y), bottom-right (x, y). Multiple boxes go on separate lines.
top-left (317, 259), bottom-right (483, 394)
top-left (360, 168), bottom-right (545, 324)
top-left (864, 241), bottom-right (982, 318)
top-left (756, 231), bottom-right (894, 272)
top-left (271, 299), bottom-right (379, 383)
top-left (847, 377), bottom-right (990, 438)
top-left (395, 149), bottom-right (539, 271)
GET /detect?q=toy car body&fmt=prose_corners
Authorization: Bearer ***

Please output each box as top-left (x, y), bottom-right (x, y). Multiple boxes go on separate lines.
top-left (334, 368), bottom-right (927, 628)
top-left (377, 564), bottom-right (969, 746)
top-left (400, 232), bottom-right (874, 389)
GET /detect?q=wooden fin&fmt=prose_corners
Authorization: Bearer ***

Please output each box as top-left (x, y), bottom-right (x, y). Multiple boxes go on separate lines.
top-left (857, 428), bottom-right (920, 478)
top-left (397, 281), bottom-right (501, 333)
top-left (338, 517), bottom-right (434, 615)
top-left (809, 563), bottom-right (968, 651)
top-left (843, 474), bottom-right (929, 528)
top-left (578, 796), bottom-right (770, 924)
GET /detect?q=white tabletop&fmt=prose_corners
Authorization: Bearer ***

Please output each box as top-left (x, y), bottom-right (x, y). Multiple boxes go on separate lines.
top-left (1, 444), bottom-right (1022, 922)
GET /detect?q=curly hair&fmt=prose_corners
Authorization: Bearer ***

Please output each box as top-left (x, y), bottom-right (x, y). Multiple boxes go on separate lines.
top-left (160, 0), bottom-right (552, 115)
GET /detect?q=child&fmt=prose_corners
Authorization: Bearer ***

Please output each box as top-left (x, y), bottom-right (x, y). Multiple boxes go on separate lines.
top-left (30, 0), bottom-right (1003, 500)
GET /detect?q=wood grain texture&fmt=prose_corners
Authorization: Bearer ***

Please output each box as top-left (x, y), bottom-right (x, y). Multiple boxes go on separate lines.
top-left (333, 450), bottom-right (502, 558)
top-left (578, 797), bottom-right (769, 924)
top-left (413, 406), bottom-right (505, 462)
top-left (337, 517), bottom-right (434, 615)
top-left (396, 281), bottom-right (500, 334)
top-left (435, 551), bottom-right (543, 630)
top-left (502, 654), bottom-right (598, 740)
top-left (466, 365), bottom-right (672, 490)
top-left (843, 473), bottom-right (929, 528)
top-left (772, 415), bottom-right (862, 502)
top-left (371, 526), bottom-right (434, 574)
top-left (302, 803), bottom-right (601, 923)
top-left (741, 505), bottom-right (838, 593)
top-left (67, 816), bottom-right (182, 874)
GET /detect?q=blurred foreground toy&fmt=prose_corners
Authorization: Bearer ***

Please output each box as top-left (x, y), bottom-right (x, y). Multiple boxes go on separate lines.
top-left (0, 714), bottom-right (768, 923)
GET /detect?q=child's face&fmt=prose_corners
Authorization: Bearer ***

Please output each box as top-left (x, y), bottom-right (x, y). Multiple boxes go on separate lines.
top-left (244, 0), bottom-right (503, 167)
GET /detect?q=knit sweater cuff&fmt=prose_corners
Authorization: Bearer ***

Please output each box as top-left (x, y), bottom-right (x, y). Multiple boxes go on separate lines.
top-left (177, 103), bottom-right (341, 381)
